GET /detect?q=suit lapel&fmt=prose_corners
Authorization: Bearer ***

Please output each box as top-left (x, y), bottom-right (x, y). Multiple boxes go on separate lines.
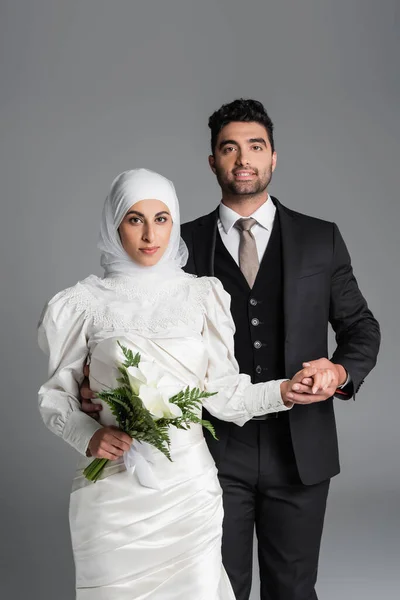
top-left (273, 198), bottom-right (304, 355)
top-left (192, 208), bottom-right (219, 277)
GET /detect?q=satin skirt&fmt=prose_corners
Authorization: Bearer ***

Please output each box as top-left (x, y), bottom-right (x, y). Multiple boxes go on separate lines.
top-left (69, 428), bottom-right (236, 599)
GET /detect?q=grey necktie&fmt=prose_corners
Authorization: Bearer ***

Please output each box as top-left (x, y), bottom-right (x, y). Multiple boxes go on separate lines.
top-left (234, 217), bottom-right (259, 288)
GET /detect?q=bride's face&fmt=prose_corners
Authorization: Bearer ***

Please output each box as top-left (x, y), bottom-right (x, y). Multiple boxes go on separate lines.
top-left (118, 199), bottom-right (173, 267)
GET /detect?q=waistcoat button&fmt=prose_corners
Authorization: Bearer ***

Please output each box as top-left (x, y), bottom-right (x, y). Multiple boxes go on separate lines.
top-left (254, 340), bottom-right (262, 349)
top-left (251, 318), bottom-right (259, 326)
top-left (249, 298), bottom-right (257, 306)
top-left (255, 365), bottom-right (262, 374)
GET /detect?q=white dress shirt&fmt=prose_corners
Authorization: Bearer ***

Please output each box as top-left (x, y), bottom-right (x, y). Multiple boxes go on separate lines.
top-left (218, 195), bottom-right (276, 265)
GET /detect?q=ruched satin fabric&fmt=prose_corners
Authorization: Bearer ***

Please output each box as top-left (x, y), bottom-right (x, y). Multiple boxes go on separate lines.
top-left (71, 426), bottom-right (234, 599)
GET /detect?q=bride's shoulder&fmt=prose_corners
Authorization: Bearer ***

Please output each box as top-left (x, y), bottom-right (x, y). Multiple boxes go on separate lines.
top-left (42, 274), bottom-right (102, 316)
top-left (189, 276), bottom-right (229, 305)
top-left (192, 276), bottom-right (225, 292)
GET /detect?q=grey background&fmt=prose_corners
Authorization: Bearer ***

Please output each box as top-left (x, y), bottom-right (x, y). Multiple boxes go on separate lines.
top-left (0, 1), bottom-right (398, 598)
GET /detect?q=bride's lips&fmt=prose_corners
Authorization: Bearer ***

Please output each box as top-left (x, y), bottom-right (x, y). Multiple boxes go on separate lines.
top-left (139, 247), bottom-right (160, 255)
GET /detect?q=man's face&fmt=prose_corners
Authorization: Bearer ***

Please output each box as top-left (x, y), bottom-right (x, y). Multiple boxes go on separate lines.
top-left (209, 121), bottom-right (277, 197)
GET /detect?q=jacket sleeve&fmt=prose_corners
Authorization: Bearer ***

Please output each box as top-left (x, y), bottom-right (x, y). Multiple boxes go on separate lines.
top-left (329, 223), bottom-right (381, 397)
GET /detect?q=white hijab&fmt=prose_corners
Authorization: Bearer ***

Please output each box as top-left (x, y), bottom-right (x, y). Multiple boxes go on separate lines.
top-left (98, 169), bottom-right (189, 280)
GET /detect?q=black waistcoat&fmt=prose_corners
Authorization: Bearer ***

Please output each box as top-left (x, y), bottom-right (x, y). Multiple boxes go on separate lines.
top-left (213, 214), bottom-right (286, 384)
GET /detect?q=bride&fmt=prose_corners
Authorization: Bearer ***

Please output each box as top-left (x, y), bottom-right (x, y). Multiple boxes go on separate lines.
top-left (38, 168), bottom-right (328, 599)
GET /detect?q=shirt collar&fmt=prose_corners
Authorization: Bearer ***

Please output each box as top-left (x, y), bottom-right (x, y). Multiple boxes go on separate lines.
top-left (219, 195), bottom-right (276, 234)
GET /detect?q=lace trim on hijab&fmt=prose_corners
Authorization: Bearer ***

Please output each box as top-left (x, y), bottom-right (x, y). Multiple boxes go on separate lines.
top-left (65, 275), bottom-right (210, 333)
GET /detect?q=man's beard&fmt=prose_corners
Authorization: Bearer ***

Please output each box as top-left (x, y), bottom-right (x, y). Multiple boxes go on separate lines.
top-left (215, 166), bottom-right (272, 197)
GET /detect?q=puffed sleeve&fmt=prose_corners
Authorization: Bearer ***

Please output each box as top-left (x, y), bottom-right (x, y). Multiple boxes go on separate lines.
top-left (201, 278), bottom-right (290, 426)
top-left (38, 287), bottom-right (103, 456)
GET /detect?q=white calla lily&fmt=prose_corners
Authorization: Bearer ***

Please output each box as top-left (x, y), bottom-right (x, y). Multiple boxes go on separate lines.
top-left (126, 358), bottom-right (184, 419)
top-left (139, 385), bottom-right (183, 420)
top-left (126, 366), bottom-right (147, 395)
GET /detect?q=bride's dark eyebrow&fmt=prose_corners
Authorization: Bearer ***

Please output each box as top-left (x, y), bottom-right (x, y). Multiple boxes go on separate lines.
top-left (125, 210), bottom-right (170, 217)
top-left (126, 210), bottom-right (144, 217)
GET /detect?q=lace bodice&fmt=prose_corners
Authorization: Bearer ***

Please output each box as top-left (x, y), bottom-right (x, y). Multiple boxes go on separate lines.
top-left (60, 273), bottom-right (209, 333)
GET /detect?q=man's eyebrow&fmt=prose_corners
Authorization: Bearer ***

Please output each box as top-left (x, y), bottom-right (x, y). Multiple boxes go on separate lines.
top-left (218, 137), bottom-right (267, 149)
top-left (218, 139), bottom-right (239, 150)
top-left (249, 137), bottom-right (267, 146)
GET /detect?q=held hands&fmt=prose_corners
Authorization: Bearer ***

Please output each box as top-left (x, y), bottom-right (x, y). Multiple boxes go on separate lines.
top-left (280, 367), bottom-right (319, 407)
top-left (281, 358), bottom-right (347, 406)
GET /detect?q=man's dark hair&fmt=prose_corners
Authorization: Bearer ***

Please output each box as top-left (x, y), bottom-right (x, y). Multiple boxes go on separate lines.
top-left (208, 98), bottom-right (275, 155)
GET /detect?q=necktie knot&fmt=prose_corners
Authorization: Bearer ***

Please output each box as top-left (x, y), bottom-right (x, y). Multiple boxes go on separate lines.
top-left (235, 217), bottom-right (258, 232)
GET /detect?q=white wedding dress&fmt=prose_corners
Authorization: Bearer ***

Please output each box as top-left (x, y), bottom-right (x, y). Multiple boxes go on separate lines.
top-left (38, 273), bottom-right (288, 599)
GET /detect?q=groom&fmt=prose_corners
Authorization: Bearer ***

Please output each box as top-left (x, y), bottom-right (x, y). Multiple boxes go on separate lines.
top-left (81, 99), bottom-right (380, 600)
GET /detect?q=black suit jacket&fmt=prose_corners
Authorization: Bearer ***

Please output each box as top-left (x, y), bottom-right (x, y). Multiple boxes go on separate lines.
top-left (181, 197), bottom-right (380, 485)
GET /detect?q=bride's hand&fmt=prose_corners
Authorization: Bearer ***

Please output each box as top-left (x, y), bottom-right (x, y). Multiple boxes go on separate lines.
top-left (87, 426), bottom-right (132, 460)
top-left (280, 366), bottom-right (317, 406)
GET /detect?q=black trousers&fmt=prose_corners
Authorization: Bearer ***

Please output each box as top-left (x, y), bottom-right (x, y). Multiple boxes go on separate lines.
top-left (217, 415), bottom-right (330, 600)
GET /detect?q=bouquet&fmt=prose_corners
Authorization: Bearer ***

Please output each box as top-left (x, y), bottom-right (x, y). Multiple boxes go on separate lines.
top-left (83, 342), bottom-right (217, 483)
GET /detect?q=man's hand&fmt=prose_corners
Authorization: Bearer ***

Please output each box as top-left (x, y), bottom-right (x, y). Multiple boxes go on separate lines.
top-left (80, 364), bottom-right (102, 420)
top-left (303, 358), bottom-right (347, 390)
top-left (87, 426), bottom-right (132, 460)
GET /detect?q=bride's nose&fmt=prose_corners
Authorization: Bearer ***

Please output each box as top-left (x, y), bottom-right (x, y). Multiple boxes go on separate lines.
top-left (142, 223), bottom-right (155, 243)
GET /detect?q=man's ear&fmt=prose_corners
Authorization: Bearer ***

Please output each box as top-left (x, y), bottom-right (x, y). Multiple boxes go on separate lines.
top-left (271, 151), bottom-right (277, 173)
top-left (208, 154), bottom-right (216, 174)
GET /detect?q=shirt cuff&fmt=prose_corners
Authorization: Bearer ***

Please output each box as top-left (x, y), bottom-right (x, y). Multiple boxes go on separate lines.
top-left (258, 379), bottom-right (292, 414)
top-left (63, 410), bottom-right (103, 456)
top-left (337, 372), bottom-right (350, 389)
top-left (335, 372), bottom-right (353, 399)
